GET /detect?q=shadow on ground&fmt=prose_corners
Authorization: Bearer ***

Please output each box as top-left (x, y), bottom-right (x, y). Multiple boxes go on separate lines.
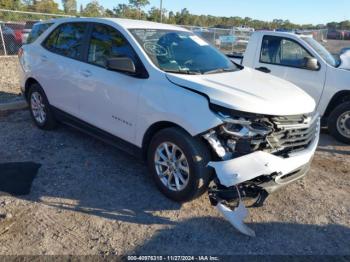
top-left (0, 91), bottom-right (22, 104)
top-left (130, 217), bottom-right (350, 255)
top-left (317, 131), bottom-right (350, 155)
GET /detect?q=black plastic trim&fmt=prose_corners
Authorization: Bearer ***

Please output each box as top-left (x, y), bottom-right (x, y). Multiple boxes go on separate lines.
top-left (52, 106), bottom-right (143, 159)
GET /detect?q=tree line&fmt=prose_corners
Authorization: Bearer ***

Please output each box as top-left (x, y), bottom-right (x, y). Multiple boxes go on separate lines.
top-left (0, 0), bottom-right (349, 30)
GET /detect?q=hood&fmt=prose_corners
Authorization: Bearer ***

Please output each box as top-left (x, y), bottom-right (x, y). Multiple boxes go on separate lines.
top-left (166, 67), bottom-right (316, 116)
top-left (339, 50), bottom-right (350, 70)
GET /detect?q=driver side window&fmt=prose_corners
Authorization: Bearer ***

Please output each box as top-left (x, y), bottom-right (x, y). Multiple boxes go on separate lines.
top-left (260, 36), bottom-right (312, 69)
top-left (87, 23), bottom-right (138, 68)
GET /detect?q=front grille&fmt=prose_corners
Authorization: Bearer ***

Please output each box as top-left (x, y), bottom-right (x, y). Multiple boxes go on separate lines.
top-left (267, 113), bottom-right (319, 154)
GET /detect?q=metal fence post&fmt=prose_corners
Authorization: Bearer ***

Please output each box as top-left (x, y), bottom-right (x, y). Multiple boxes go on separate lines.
top-left (0, 24), bottom-right (7, 56)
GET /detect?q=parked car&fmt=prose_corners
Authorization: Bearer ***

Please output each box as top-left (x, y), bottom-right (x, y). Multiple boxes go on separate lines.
top-left (21, 20), bottom-right (39, 44)
top-left (327, 29), bottom-right (341, 40)
top-left (19, 18), bottom-right (319, 236)
top-left (230, 31), bottom-right (350, 144)
top-left (0, 22), bottom-right (19, 55)
top-left (25, 20), bottom-right (54, 44)
top-left (4, 22), bottom-right (25, 45)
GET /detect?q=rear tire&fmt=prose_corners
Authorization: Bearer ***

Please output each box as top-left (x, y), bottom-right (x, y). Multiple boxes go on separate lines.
top-left (328, 102), bottom-right (350, 144)
top-left (147, 127), bottom-right (212, 202)
top-left (28, 83), bottom-right (57, 130)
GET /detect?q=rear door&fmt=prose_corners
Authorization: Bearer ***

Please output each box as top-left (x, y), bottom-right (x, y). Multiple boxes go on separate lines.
top-left (37, 22), bottom-right (89, 116)
top-left (76, 22), bottom-right (147, 143)
top-left (254, 35), bottom-right (326, 104)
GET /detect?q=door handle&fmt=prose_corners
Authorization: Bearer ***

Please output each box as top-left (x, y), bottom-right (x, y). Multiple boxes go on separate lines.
top-left (255, 67), bottom-right (271, 73)
top-left (40, 55), bottom-right (48, 62)
top-left (80, 70), bottom-right (92, 77)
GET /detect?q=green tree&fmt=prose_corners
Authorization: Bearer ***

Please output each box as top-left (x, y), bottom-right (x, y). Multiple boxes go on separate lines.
top-left (82, 0), bottom-right (104, 17)
top-left (113, 3), bottom-right (139, 19)
top-left (0, 0), bottom-right (21, 9)
top-left (128, 0), bottom-right (149, 19)
top-left (62, 0), bottom-right (77, 14)
top-left (167, 11), bottom-right (176, 24)
top-left (32, 0), bottom-right (60, 13)
top-left (147, 6), bottom-right (166, 22)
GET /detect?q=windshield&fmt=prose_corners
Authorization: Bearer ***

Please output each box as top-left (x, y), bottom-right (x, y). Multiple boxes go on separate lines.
top-left (130, 29), bottom-right (238, 74)
top-left (301, 36), bottom-right (339, 67)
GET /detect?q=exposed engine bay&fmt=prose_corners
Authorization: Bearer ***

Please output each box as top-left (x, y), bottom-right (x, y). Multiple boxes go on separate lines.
top-left (203, 104), bottom-right (320, 236)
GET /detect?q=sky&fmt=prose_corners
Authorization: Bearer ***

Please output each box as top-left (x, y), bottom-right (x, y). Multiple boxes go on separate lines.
top-left (66, 0), bottom-right (350, 25)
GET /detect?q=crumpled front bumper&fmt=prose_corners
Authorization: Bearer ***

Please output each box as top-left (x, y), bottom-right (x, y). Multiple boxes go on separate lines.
top-left (207, 118), bottom-right (320, 236)
top-left (208, 119), bottom-right (320, 190)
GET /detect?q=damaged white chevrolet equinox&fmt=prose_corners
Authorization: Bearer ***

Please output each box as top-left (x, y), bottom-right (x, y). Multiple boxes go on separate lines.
top-left (19, 18), bottom-right (320, 236)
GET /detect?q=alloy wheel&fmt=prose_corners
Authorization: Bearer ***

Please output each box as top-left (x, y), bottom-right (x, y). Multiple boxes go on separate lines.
top-left (154, 142), bottom-right (190, 191)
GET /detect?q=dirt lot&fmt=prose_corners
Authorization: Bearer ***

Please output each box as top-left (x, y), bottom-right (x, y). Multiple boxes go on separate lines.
top-left (322, 39), bottom-right (350, 54)
top-left (0, 110), bottom-right (349, 255)
top-left (0, 39), bottom-right (349, 256)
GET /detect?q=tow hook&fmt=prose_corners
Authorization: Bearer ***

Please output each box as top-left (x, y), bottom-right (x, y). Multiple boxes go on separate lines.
top-left (208, 181), bottom-right (269, 237)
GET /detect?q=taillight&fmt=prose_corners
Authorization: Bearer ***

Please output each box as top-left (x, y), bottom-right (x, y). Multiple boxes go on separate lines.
top-left (18, 47), bottom-right (23, 58)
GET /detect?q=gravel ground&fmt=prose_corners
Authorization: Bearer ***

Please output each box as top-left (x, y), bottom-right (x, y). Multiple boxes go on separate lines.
top-left (0, 110), bottom-right (349, 256)
top-left (0, 57), bottom-right (22, 104)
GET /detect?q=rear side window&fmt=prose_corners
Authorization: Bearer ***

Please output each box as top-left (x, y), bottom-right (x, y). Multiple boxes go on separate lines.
top-left (43, 22), bottom-right (87, 60)
top-left (87, 23), bottom-right (139, 68)
top-left (27, 23), bottom-right (53, 44)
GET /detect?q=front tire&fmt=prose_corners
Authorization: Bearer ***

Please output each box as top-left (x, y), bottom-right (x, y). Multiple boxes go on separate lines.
top-left (147, 127), bottom-right (212, 202)
top-left (328, 102), bottom-right (350, 144)
top-left (28, 83), bottom-right (57, 130)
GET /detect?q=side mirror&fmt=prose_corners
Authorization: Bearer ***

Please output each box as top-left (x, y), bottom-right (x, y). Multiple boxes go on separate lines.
top-left (107, 56), bottom-right (136, 74)
top-left (304, 57), bottom-right (320, 71)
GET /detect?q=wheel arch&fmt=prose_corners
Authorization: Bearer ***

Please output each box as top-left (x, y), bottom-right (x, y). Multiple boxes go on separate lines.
top-left (141, 121), bottom-right (195, 160)
top-left (323, 90), bottom-right (350, 120)
top-left (24, 77), bottom-right (40, 101)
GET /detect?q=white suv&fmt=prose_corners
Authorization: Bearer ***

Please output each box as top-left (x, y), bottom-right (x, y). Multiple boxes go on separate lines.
top-left (19, 18), bottom-right (319, 235)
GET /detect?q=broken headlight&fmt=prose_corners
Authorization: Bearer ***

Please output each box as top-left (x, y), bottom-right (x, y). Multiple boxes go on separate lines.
top-left (204, 104), bottom-right (274, 159)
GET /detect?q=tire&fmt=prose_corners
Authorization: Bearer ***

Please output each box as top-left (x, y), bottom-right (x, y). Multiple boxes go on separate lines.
top-left (147, 127), bottom-right (212, 202)
top-left (28, 83), bottom-right (57, 130)
top-left (328, 102), bottom-right (350, 144)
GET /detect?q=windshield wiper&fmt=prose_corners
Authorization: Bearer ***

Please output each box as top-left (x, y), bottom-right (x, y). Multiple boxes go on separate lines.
top-left (203, 68), bottom-right (236, 75)
top-left (164, 69), bottom-right (202, 75)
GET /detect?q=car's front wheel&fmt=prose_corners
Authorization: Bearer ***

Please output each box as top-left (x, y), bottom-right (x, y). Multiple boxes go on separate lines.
top-left (28, 83), bottom-right (57, 130)
top-left (147, 127), bottom-right (212, 202)
top-left (328, 102), bottom-right (350, 144)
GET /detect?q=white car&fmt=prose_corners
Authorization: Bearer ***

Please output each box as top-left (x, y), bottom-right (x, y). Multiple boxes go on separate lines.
top-left (230, 31), bottom-right (350, 144)
top-left (19, 18), bottom-right (319, 236)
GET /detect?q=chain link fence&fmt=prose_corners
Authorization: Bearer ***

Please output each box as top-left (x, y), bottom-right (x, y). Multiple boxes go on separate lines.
top-left (182, 25), bottom-right (253, 55)
top-left (0, 8), bottom-right (333, 58)
top-left (0, 9), bottom-right (72, 56)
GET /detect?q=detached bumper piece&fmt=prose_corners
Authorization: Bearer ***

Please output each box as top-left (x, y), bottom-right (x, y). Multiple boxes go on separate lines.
top-left (208, 182), bottom-right (268, 237)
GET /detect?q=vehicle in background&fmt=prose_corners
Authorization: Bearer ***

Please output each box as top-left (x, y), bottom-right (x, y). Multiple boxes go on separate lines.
top-left (19, 18), bottom-right (319, 236)
top-left (25, 21), bottom-right (53, 44)
top-left (340, 47), bottom-right (350, 55)
top-left (22, 20), bottom-right (39, 44)
top-left (0, 22), bottom-right (19, 55)
top-left (4, 22), bottom-right (25, 45)
top-left (327, 30), bottom-right (341, 40)
top-left (229, 31), bottom-right (350, 144)
top-left (327, 29), bottom-right (350, 40)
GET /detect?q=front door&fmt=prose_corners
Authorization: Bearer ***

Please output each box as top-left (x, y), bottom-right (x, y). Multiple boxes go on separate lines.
top-left (254, 35), bottom-right (326, 105)
top-left (77, 23), bottom-right (146, 143)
